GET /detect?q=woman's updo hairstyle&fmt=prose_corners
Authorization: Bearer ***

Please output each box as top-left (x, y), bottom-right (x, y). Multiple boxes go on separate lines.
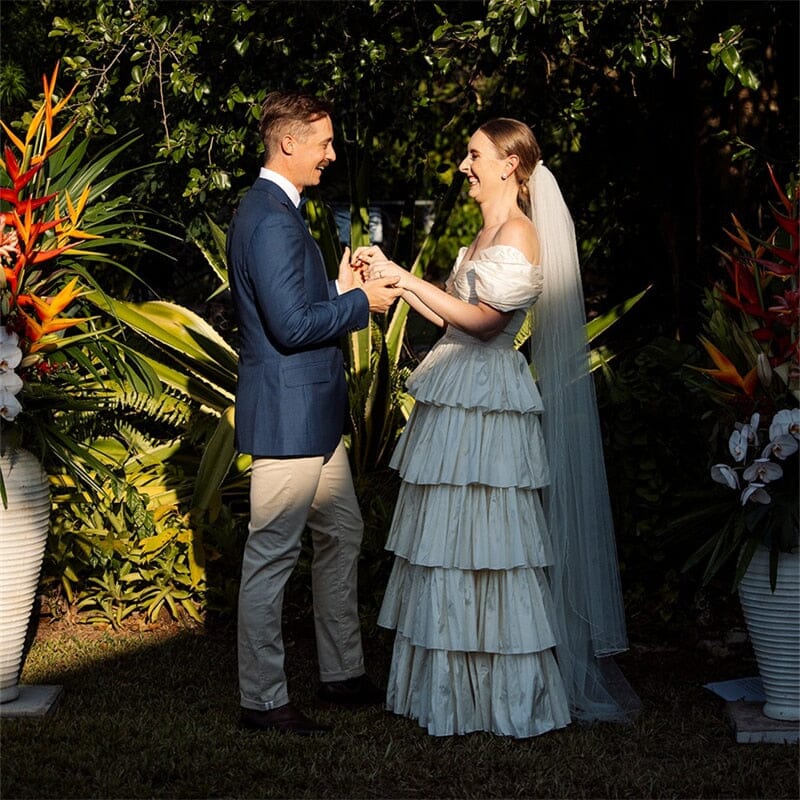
top-left (478, 118), bottom-right (540, 216)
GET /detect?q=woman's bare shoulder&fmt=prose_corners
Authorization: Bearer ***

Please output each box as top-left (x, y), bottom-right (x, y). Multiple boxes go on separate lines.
top-left (492, 215), bottom-right (539, 264)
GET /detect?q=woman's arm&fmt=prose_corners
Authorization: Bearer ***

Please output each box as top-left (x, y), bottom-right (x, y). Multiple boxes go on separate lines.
top-left (354, 247), bottom-right (511, 340)
top-left (397, 287), bottom-right (446, 328)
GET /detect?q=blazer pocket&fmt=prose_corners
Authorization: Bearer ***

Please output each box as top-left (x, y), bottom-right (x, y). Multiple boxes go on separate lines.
top-left (282, 361), bottom-right (332, 388)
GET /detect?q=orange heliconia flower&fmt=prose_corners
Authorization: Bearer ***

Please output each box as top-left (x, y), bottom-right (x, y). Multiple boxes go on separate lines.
top-left (696, 337), bottom-right (759, 397)
top-left (0, 63), bottom-right (77, 166)
top-left (15, 277), bottom-right (91, 350)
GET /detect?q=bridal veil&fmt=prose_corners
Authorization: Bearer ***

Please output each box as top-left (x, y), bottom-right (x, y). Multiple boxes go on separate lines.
top-left (529, 163), bottom-right (641, 721)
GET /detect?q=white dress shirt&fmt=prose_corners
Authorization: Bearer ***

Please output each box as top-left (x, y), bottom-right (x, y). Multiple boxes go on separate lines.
top-left (259, 167), bottom-right (301, 208)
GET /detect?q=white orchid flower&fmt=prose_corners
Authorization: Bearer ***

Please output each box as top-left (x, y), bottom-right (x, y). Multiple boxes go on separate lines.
top-left (741, 483), bottom-right (771, 505)
top-left (745, 413), bottom-right (760, 447)
top-left (730, 413), bottom-right (764, 461)
top-left (728, 429), bottom-right (749, 463)
top-left (0, 326), bottom-right (19, 346)
top-left (762, 434), bottom-right (799, 461)
top-left (743, 458), bottom-right (783, 484)
top-left (0, 387), bottom-right (22, 421)
top-left (710, 463), bottom-right (740, 490)
top-left (0, 368), bottom-right (23, 396)
top-left (0, 328), bottom-right (22, 373)
top-left (769, 408), bottom-right (800, 442)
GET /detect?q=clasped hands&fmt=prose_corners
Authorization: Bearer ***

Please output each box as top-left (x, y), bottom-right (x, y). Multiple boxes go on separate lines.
top-left (351, 245), bottom-right (410, 288)
top-left (338, 245), bottom-right (407, 313)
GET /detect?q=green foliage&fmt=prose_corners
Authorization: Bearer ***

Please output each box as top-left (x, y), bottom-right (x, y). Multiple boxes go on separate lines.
top-left (1, 0), bottom-right (796, 625)
top-left (41, 378), bottom-right (250, 624)
top-left (0, 63), bottom-right (28, 106)
top-left (4, 0), bottom-right (791, 336)
top-left (707, 24), bottom-right (762, 94)
top-left (0, 69), bottom-right (241, 624)
top-left (94, 297), bottom-right (246, 507)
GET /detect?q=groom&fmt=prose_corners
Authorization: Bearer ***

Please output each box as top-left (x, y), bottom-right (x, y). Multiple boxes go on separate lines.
top-left (227, 91), bottom-right (401, 736)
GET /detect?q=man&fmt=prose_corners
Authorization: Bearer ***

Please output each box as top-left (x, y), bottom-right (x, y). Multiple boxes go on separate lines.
top-left (227, 91), bottom-right (401, 736)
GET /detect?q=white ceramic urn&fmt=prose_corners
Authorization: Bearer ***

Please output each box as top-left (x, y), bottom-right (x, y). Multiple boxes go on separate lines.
top-left (738, 545), bottom-right (800, 721)
top-left (0, 448), bottom-right (50, 703)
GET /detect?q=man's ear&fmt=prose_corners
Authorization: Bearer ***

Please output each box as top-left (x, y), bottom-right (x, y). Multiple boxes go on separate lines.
top-left (280, 135), bottom-right (294, 155)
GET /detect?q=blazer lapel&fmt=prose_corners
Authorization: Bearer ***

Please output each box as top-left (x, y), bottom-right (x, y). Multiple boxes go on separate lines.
top-left (255, 178), bottom-right (329, 279)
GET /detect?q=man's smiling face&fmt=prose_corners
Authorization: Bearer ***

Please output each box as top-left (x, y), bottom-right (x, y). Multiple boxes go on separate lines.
top-left (288, 115), bottom-right (336, 192)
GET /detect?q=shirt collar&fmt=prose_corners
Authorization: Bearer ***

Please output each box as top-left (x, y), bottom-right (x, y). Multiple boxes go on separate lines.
top-left (259, 167), bottom-right (302, 208)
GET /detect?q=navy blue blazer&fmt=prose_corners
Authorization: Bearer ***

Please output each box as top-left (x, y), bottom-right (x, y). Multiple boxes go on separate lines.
top-left (227, 178), bottom-right (369, 457)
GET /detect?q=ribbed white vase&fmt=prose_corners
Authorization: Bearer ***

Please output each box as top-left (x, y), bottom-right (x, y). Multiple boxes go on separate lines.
top-left (0, 448), bottom-right (50, 704)
top-left (738, 545), bottom-right (800, 721)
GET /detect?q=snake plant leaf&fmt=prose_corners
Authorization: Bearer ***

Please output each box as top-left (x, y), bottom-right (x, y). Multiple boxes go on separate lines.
top-left (192, 404), bottom-right (237, 512)
top-left (177, 527), bottom-right (207, 588)
top-left (385, 173), bottom-right (466, 366)
top-left (305, 197), bottom-right (342, 279)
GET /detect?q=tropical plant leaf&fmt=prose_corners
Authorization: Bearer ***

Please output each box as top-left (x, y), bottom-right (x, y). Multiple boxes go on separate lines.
top-left (192, 404), bottom-right (238, 512)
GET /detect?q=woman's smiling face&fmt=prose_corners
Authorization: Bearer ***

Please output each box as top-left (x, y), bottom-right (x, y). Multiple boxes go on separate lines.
top-left (459, 130), bottom-right (504, 201)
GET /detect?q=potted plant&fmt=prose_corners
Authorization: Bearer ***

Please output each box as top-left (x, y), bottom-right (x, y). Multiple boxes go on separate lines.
top-left (0, 64), bottom-right (160, 701)
top-left (682, 165), bottom-right (798, 721)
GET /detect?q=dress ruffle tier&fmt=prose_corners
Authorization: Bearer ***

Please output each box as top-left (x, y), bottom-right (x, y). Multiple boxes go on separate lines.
top-left (379, 246), bottom-right (571, 738)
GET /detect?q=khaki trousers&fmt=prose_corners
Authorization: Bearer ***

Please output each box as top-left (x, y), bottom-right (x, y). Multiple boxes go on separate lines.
top-left (238, 439), bottom-right (365, 710)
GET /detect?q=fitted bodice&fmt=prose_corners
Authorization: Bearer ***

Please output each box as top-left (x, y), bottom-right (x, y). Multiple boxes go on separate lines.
top-left (442, 245), bottom-right (543, 346)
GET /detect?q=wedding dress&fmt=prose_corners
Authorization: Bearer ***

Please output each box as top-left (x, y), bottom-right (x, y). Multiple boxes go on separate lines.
top-left (378, 244), bottom-right (572, 737)
top-left (378, 164), bottom-right (639, 737)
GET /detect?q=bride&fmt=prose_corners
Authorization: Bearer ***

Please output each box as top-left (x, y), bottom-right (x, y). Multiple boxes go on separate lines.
top-left (354, 118), bottom-right (638, 738)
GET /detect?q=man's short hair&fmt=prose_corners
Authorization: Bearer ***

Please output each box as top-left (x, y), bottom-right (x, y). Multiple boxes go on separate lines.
top-left (259, 92), bottom-right (334, 162)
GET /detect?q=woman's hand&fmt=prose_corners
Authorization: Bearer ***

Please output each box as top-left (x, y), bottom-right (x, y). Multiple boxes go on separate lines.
top-left (351, 245), bottom-right (388, 268)
top-left (352, 246), bottom-right (411, 290)
top-left (366, 260), bottom-right (410, 289)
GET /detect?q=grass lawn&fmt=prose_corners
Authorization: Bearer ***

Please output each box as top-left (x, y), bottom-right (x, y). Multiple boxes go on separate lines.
top-left (1, 596), bottom-right (797, 800)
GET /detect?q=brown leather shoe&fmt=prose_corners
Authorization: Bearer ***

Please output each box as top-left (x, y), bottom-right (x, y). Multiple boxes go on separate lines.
top-left (240, 703), bottom-right (331, 736)
top-left (318, 674), bottom-right (385, 706)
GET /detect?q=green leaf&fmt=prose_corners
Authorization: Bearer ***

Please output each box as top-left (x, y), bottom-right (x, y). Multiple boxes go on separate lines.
top-left (139, 530), bottom-right (175, 554)
top-left (585, 285), bottom-right (651, 342)
top-left (739, 67), bottom-right (760, 90)
top-left (719, 44), bottom-right (742, 75)
top-left (192, 405), bottom-right (237, 512)
top-left (87, 294), bottom-right (238, 396)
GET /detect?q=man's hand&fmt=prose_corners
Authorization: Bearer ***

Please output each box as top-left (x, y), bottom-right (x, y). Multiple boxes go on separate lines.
top-left (361, 277), bottom-right (402, 313)
top-left (337, 246), bottom-right (361, 292)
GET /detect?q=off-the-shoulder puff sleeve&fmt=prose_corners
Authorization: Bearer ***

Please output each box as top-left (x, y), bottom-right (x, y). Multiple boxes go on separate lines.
top-left (472, 245), bottom-right (543, 311)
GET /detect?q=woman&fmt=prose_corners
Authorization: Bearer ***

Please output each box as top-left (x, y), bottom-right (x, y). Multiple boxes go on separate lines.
top-left (354, 118), bottom-right (638, 738)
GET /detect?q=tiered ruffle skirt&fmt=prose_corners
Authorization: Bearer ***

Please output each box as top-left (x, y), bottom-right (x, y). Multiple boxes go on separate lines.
top-left (378, 335), bottom-right (571, 737)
